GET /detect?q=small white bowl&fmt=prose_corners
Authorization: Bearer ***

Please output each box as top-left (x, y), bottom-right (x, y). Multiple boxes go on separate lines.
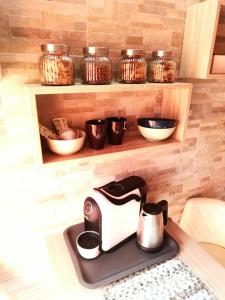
top-left (76, 231), bottom-right (100, 260)
top-left (138, 125), bottom-right (176, 142)
top-left (46, 129), bottom-right (86, 155)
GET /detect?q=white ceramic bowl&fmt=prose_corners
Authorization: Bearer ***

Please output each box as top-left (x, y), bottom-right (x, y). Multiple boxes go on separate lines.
top-left (76, 231), bottom-right (100, 260)
top-left (46, 129), bottom-right (86, 155)
top-left (138, 125), bottom-right (176, 142)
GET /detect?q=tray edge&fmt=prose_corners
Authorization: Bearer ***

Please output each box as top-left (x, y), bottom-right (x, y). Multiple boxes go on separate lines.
top-left (63, 224), bottom-right (180, 289)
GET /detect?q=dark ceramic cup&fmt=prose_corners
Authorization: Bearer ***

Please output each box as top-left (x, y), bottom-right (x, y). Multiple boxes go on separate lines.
top-left (106, 117), bottom-right (133, 145)
top-left (85, 119), bottom-right (107, 150)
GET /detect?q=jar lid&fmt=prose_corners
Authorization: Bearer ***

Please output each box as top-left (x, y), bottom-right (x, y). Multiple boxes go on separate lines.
top-left (152, 50), bottom-right (172, 58)
top-left (41, 44), bottom-right (70, 52)
top-left (121, 49), bottom-right (145, 57)
top-left (83, 47), bottom-right (109, 55)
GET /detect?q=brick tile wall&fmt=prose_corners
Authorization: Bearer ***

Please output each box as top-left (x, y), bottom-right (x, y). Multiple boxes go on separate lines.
top-left (0, 0), bottom-right (225, 233)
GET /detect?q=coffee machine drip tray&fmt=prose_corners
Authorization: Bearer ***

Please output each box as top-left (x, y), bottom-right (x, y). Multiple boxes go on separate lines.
top-left (64, 222), bottom-right (179, 289)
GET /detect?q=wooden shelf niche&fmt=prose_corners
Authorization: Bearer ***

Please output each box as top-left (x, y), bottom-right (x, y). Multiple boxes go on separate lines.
top-left (26, 83), bottom-right (192, 166)
top-left (179, 0), bottom-right (225, 79)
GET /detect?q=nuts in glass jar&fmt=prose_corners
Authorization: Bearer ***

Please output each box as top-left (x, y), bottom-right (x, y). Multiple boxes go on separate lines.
top-left (120, 49), bottom-right (147, 83)
top-left (81, 47), bottom-right (112, 85)
top-left (39, 44), bottom-right (74, 86)
top-left (148, 50), bottom-right (176, 83)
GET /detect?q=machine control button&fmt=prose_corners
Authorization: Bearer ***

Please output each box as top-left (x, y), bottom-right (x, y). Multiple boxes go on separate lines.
top-left (84, 201), bottom-right (93, 215)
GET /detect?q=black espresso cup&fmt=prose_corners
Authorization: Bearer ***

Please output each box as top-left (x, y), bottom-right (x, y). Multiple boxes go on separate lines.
top-left (85, 119), bottom-right (107, 150)
top-left (106, 117), bottom-right (133, 145)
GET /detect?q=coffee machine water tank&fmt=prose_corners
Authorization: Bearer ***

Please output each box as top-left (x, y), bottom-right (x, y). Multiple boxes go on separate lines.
top-left (84, 176), bottom-right (146, 252)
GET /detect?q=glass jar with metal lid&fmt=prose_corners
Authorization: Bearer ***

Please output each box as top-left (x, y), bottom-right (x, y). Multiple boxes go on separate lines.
top-left (148, 50), bottom-right (176, 83)
top-left (39, 44), bottom-right (74, 86)
top-left (119, 49), bottom-right (147, 84)
top-left (81, 47), bottom-right (112, 85)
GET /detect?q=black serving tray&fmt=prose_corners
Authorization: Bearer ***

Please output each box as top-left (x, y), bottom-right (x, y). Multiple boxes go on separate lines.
top-left (64, 222), bottom-right (179, 289)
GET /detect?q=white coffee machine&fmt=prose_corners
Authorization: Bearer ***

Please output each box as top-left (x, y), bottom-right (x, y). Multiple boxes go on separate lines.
top-left (83, 176), bottom-right (146, 252)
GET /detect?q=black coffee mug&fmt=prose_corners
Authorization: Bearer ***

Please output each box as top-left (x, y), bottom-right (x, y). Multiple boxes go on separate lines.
top-left (106, 117), bottom-right (133, 145)
top-left (85, 119), bottom-right (107, 150)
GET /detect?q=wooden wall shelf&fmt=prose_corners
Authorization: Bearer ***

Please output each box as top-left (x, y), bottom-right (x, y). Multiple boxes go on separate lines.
top-left (179, 0), bottom-right (225, 79)
top-left (26, 82), bottom-right (192, 166)
top-left (43, 137), bottom-right (179, 166)
top-left (26, 82), bottom-right (190, 95)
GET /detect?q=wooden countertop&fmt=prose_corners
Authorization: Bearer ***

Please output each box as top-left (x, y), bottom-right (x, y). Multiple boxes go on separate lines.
top-left (166, 220), bottom-right (225, 300)
top-left (1, 220), bottom-right (225, 299)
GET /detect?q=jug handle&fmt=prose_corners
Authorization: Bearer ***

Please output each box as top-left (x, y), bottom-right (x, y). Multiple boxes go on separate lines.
top-left (158, 200), bottom-right (168, 225)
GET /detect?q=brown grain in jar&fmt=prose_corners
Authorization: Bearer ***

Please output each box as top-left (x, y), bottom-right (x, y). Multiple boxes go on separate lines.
top-left (81, 47), bottom-right (112, 85)
top-left (39, 44), bottom-right (74, 86)
top-left (148, 50), bottom-right (176, 83)
top-left (119, 49), bottom-right (147, 84)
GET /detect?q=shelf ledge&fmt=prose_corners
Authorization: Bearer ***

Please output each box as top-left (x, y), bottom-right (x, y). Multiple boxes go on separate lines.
top-left (26, 82), bottom-right (192, 95)
top-left (42, 136), bottom-right (180, 166)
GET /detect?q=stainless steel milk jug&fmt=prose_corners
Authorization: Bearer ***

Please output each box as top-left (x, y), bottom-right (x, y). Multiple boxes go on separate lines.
top-left (136, 200), bottom-right (168, 251)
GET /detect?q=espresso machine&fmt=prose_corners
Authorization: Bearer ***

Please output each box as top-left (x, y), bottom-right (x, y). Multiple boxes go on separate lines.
top-left (83, 176), bottom-right (146, 252)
